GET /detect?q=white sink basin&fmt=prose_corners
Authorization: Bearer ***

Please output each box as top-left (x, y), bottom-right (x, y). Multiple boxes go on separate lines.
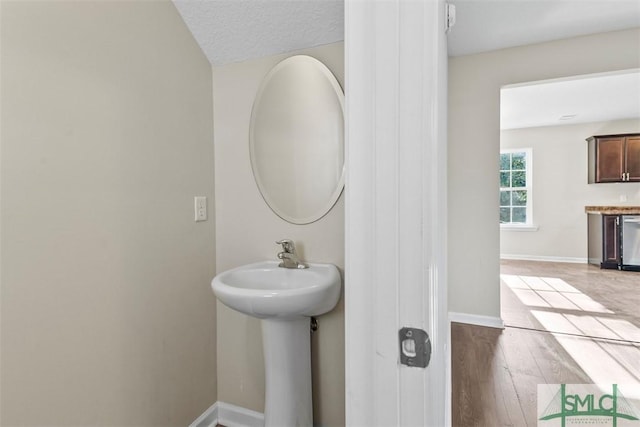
top-left (211, 261), bottom-right (341, 319)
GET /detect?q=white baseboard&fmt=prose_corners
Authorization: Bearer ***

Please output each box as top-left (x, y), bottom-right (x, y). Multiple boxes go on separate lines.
top-left (449, 312), bottom-right (505, 329)
top-left (190, 401), bottom-right (264, 427)
top-left (190, 402), bottom-right (218, 427)
top-left (500, 253), bottom-right (587, 264)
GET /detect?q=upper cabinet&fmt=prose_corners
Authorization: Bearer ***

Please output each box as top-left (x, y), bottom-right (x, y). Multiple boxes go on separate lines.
top-left (587, 133), bottom-right (640, 183)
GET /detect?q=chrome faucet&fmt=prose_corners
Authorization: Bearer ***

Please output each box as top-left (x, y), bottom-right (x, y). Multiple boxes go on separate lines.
top-left (276, 239), bottom-right (307, 269)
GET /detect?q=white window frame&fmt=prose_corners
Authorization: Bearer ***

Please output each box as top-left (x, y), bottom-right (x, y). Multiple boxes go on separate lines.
top-left (500, 148), bottom-right (535, 230)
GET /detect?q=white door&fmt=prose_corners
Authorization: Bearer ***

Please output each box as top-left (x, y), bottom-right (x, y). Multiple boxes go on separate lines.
top-left (345, 0), bottom-right (450, 425)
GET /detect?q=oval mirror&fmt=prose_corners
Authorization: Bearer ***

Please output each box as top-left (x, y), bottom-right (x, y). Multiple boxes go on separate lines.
top-left (249, 55), bottom-right (345, 224)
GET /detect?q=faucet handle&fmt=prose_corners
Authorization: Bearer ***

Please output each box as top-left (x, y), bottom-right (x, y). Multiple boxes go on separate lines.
top-left (275, 239), bottom-right (295, 253)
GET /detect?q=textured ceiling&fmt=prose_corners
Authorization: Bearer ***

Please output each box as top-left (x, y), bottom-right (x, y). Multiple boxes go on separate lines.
top-left (172, 0), bottom-right (343, 66)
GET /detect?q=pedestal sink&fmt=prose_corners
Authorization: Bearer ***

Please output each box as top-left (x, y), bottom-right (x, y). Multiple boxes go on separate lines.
top-left (211, 261), bottom-right (341, 427)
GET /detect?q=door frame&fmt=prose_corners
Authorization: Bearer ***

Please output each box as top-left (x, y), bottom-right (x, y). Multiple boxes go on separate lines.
top-left (344, 0), bottom-right (450, 425)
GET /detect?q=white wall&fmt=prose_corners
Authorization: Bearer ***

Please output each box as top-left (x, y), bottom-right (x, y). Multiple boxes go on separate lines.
top-left (213, 43), bottom-right (345, 426)
top-left (0, 2), bottom-right (216, 425)
top-left (501, 119), bottom-right (640, 261)
top-left (449, 28), bottom-right (640, 319)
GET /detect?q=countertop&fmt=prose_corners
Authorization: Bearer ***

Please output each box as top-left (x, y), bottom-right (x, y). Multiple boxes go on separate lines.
top-left (585, 206), bottom-right (640, 215)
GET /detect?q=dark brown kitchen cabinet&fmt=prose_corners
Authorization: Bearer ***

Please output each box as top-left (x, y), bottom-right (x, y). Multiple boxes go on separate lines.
top-left (588, 214), bottom-right (621, 269)
top-left (602, 215), bottom-right (620, 268)
top-left (587, 133), bottom-right (640, 183)
top-left (627, 135), bottom-right (640, 181)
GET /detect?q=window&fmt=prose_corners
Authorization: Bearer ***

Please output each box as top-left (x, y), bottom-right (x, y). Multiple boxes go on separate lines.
top-left (500, 149), bottom-right (532, 226)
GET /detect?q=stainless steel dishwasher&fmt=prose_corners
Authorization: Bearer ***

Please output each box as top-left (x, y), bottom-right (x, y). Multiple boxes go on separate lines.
top-left (622, 215), bottom-right (640, 270)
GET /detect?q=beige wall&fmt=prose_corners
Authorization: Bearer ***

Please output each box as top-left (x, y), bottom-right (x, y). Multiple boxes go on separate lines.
top-left (213, 43), bottom-right (345, 426)
top-left (0, 1), bottom-right (216, 425)
top-left (449, 28), bottom-right (640, 318)
top-left (500, 119), bottom-right (640, 260)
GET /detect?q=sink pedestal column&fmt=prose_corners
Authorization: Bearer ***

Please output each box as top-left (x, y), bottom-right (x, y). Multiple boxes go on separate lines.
top-left (261, 317), bottom-right (312, 427)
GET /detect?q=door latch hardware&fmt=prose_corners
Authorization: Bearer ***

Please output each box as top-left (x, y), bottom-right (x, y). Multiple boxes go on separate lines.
top-left (399, 327), bottom-right (431, 368)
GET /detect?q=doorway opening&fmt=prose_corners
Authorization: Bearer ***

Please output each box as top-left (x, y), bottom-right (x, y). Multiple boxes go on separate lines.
top-left (498, 69), bottom-right (640, 399)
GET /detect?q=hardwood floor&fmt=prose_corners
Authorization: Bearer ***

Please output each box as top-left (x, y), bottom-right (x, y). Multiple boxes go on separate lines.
top-left (452, 259), bottom-right (640, 427)
top-left (500, 259), bottom-right (640, 334)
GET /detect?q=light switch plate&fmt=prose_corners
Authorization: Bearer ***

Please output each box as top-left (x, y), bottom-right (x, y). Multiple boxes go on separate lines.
top-left (195, 196), bottom-right (207, 222)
